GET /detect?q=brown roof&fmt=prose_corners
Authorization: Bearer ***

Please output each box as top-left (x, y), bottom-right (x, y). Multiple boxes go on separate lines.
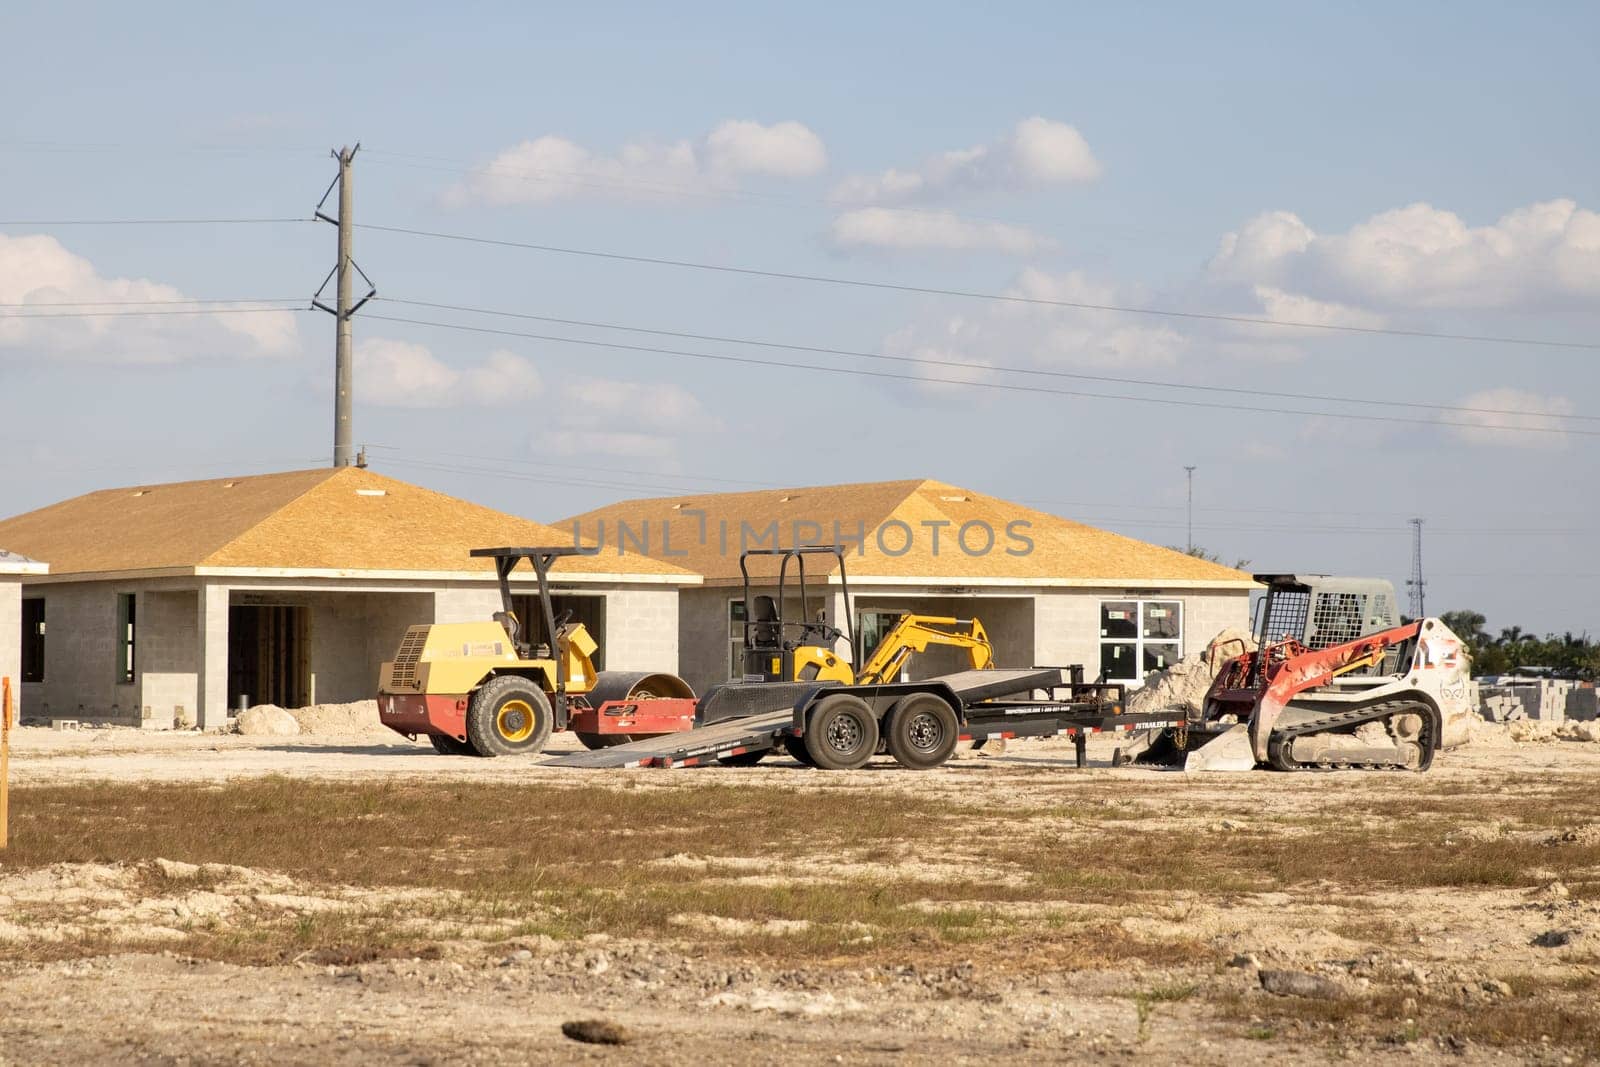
top-left (561, 478), bottom-right (1253, 588)
top-left (0, 468), bottom-right (696, 582)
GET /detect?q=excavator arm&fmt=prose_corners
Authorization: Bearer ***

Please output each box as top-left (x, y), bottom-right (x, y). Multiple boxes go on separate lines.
top-left (854, 616), bottom-right (994, 686)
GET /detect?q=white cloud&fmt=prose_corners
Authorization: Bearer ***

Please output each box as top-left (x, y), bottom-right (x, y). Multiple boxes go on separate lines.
top-left (446, 119), bottom-right (826, 206)
top-left (1251, 285), bottom-right (1386, 329)
top-left (1448, 388), bottom-right (1575, 450)
top-left (882, 268), bottom-right (1188, 391)
top-left (831, 117), bottom-right (1100, 205)
top-left (704, 119), bottom-right (826, 178)
top-left (1210, 199), bottom-right (1600, 310)
top-left (544, 377), bottom-right (715, 459)
top-left (355, 340), bottom-right (543, 408)
top-left (0, 233), bottom-right (298, 363)
top-left (829, 208), bottom-right (1053, 255)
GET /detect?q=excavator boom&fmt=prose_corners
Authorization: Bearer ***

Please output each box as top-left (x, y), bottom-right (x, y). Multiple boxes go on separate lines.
top-left (855, 616), bottom-right (994, 686)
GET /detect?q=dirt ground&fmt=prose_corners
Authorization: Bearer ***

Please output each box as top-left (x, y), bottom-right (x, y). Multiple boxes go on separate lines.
top-left (2, 721), bottom-right (1599, 1064)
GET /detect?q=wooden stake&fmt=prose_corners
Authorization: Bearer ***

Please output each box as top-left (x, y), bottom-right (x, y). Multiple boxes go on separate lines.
top-left (1, 676), bottom-right (11, 849)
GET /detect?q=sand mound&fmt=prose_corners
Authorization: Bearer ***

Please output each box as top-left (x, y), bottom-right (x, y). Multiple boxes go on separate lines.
top-left (287, 700), bottom-right (386, 737)
top-left (231, 700), bottom-right (386, 738)
top-left (233, 706), bottom-right (299, 737)
top-left (1127, 627), bottom-right (1257, 715)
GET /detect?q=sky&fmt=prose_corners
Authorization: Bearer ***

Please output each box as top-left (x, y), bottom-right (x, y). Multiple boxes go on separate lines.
top-left (1, 1), bottom-right (1595, 633)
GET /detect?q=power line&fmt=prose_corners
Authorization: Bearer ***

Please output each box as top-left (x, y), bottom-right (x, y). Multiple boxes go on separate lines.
top-left (0, 217), bottom-right (308, 226)
top-left (361, 311), bottom-right (1599, 439)
top-left (361, 149), bottom-right (1087, 236)
top-left (379, 296), bottom-right (1596, 425)
top-left (0, 297), bottom-right (305, 308)
top-left (357, 222), bottom-right (1600, 352)
top-left (0, 307), bottom-right (308, 320)
top-left (363, 443), bottom-right (777, 489)
top-left (364, 445), bottom-right (1588, 523)
top-left (367, 450), bottom-right (1588, 536)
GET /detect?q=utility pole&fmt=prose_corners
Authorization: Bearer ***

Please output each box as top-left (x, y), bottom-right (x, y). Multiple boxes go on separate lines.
top-left (312, 145), bottom-right (375, 468)
top-left (1407, 517), bottom-right (1426, 619)
top-left (1184, 466), bottom-right (1197, 554)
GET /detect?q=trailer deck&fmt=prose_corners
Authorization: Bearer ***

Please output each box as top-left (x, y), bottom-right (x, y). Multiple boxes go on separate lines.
top-left (545, 665), bottom-right (1186, 770)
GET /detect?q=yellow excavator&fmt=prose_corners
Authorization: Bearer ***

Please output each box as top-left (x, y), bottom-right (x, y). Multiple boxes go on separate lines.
top-left (737, 546), bottom-right (994, 686)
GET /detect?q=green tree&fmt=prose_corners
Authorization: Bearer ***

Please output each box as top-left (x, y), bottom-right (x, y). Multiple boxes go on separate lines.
top-left (1169, 545), bottom-right (1252, 570)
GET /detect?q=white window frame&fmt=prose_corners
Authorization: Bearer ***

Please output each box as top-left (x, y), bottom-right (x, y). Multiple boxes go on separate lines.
top-left (1098, 599), bottom-right (1184, 684)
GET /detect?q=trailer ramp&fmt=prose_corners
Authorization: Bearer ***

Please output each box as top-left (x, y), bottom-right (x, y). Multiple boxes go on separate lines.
top-left (547, 709), bottom-right (793, 769)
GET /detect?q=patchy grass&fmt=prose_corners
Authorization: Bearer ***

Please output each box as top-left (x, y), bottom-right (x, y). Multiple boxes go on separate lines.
top-left (1, 777), bottom-right (1206, 970)
top-left (1220, 972), bottom-right (1600, 1054)
top-left (7, 772), bottom-right (1600, 1003)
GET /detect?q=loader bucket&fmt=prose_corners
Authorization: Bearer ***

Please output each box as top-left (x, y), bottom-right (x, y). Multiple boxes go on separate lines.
top-left (1183, 723), bottom-right (1258, 773)
top-left (1248, 694), bottom-right (1286, 763)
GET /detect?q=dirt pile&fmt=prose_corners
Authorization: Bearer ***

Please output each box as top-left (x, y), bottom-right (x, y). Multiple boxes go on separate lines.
top-left (286, 700), bottom-right (386, 737)
top-left (233, 706), bottom-right (299, 737)
top-left (1508, 719), bottom-right (1600, 744)
top-left (231, 701), bottom-right (386, 738)
top-left (1127, 627), bottom-right (1257, 715)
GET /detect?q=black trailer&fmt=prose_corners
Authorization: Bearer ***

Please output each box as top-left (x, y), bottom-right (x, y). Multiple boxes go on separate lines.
top-left (546, 664), bottom-right (1186, 771)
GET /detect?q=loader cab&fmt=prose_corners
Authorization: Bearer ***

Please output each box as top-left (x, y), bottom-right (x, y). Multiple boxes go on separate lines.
top-left (738, 546), bottom-right (857, 683)
top-left (1252, 573), bottom-right (1399, 650)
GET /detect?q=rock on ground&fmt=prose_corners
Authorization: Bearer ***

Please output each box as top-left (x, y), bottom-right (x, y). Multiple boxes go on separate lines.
top-left (232, 706), bottom-right (300, 737)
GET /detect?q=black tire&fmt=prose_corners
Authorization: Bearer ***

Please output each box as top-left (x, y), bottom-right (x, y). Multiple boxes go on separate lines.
top-left (428, 733), bottom-right (477, 757)
top-left (882, 694), bottom-right (959, 770)
top-left (716, 749), bottom-right (768, 767)
top-left (803, 694), bottom-right (880, 771)
top-left (465, 676), bottom-right (553, 757)
top-left (575, 731), bottom-right (631, 750)
top-left (782, 735), bottom-right (816, 767)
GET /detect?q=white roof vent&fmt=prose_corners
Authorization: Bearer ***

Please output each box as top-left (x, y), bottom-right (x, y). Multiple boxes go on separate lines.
top-left (356, 489), bottom-right (387, 498)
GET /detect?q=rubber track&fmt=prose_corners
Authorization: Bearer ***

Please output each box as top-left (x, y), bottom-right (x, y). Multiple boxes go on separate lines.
top-left (1266, 697), bottom-right (1437, 772)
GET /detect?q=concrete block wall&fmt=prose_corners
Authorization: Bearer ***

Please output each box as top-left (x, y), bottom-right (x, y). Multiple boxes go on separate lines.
top-left (1568, 687), bottom-right (1599, 722)
top-left (1182, 592), bottom-right (1253, 656)
top-left (0, 576), bottom-right (20, 716)
top-left (601, 587), bottom-right (679, 675)
top-left (18, 581), bottom-right (122, 722)
top-left (138, 590), bottom-right (199, 727)
top-left (432, 585), bottom-right (505, 624)
top-left (307, 591), bottom-right (434, 704)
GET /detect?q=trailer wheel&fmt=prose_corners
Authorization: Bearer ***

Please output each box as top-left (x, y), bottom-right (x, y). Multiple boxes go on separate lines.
top-left (428, 733), bottom-right (477, 757)
top-left (466, 676), bottom-right (553, 757)
top-left (574, 731), bottom-right (630, 750)
top-left (803, 694), bottom-right (879, 770)
top-left (782, 735), bottom-right (815, 767)
top-left (883, 694), bottom-right (959, 770)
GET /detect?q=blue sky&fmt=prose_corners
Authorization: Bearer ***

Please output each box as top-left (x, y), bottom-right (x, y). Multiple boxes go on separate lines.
top-left (1, 2), bottom-right (1595, 632)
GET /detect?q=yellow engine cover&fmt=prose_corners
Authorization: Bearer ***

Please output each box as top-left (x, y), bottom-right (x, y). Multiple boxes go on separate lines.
top-left (378, 621), bottom-right (600, 697)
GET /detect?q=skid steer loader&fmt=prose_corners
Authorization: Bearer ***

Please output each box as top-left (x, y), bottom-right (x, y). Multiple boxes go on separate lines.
top-left (1170, 573), bottom-right (1471, 772)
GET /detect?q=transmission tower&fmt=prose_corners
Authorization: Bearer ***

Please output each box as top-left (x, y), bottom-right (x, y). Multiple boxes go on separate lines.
top-left (1406, 517), bottom-right (1426, 619)
top-left (312, 145), bottom-right (376, 468)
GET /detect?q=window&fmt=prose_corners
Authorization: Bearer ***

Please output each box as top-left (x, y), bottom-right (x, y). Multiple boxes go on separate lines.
top-left (855, 612), bottom-right (901, 675)
top-left (728, 599), bottom-right (746, 678)
top-left (1099, 599), bottom-right (1182, 684)
top-left (21, 599), bottom-right (44, 683)
top-left (117, 594), bottom-right (137, 685)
